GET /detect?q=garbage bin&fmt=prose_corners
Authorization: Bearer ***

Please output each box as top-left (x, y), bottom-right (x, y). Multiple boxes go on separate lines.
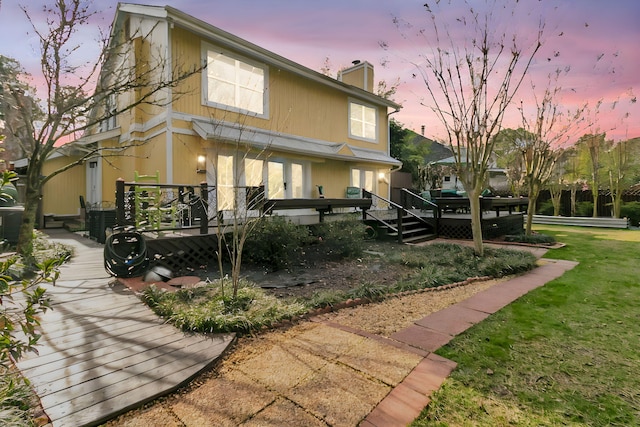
top-left (0, 206), bottom-right (24, 244)
top-left (89, 208), bottom-right (117, 244)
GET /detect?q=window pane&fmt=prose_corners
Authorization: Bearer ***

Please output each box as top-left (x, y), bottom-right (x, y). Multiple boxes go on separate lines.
top-left (206, 51), bottom-right (265, 114)
top-left (364, 171), bottom-right (374, 192)
top-left (244, 159), bottom-right (263, 187)
top-left (239, 86), bottom-right (263, 115)
top-left (349, 102), bottom-right (377, 140)
top-left (217, 155), bottom-right (234, 210)
top-left (364, 106), bottom-right (376, 123)
top-left (364, 123), bottom-right (376, 140)
top-left (238, 63), bottom-right (263, 89)
top-left (291, 163), bottom-right (303, 198)
top-left (351, 121), bottom-right (363, 138)
top-left (268, 162), bottom-right (284, 199)
top-left (351, 169), bottom-right (360, 188)
top-left (210, 81), bottom-right (235, 106)
top-left (350, 103), bottom-right (363, 120)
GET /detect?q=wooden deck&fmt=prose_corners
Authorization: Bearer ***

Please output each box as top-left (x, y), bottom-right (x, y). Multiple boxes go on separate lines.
top-left (15, 230), bottom-right (235, 427)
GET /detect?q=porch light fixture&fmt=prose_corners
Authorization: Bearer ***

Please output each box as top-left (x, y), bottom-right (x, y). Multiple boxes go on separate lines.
top-left (378, 172), bottom-right (388, 184)
top-left (196, 154), bottom-right (206, 173)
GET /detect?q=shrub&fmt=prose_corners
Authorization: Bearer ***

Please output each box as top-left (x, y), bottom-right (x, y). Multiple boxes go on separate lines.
top-left (536, 200), bottom-right (555, 216)
top-left (620, 201), bottom-right (640, 227)
top-left (141, 279), bottom-right (307, 334)
top-left (504, 233), bottom-right (556, 245)
top-left (308, 218), bottom-right (367, 259)
top-left (575, 201), bottom-right (594, 217)
top-left (305, 290), bottom-right (347, 309)
top-left (243, 216), bottom-right (309, 270)
top-left (479, 247), bottom-right (537, 277)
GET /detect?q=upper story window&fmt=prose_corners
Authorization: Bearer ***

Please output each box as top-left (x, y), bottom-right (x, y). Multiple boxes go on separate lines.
top-left (349, 100), bottom-right (377, 142)
top-left (100, 93), bottom-right (117, 132)
top-left (204, 47), bottom-right (267, 116)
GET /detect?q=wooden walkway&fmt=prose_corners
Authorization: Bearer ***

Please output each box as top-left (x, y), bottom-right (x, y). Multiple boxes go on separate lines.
top-left (15, 230), bottom-right (235, 427)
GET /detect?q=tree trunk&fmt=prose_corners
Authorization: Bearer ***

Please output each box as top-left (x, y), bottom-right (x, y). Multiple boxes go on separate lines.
top-left (525, 193), bottom-right (539, 235)
top-left (591, 186), bottom-right (598, 218)
top-left (613, 197), bottom-right (621, 218)
top-left (570, 187), bottom-right (577, 217)
top-left (16, 175), bottom-right (42, 262)
top-left (467, 188), bottom-right (484, 257)
top-left (549, 187), bottom-right (562, 216)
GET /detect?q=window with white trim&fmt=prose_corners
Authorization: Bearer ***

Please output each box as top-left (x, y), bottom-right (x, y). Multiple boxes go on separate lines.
top-left (351, 168), bottom-right (375, 192)
top-left (205, 49), bottom-right (266, 115)
top-left (100, 94), bottom-right (117, 132)
top-left (349, 101), bottom-right (377, 141)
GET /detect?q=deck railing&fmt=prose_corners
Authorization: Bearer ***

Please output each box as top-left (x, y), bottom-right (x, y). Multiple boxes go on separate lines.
top-left (115, 179), bottom-right (216, 234)
top-left (363, 189), bottom-right (437, 243)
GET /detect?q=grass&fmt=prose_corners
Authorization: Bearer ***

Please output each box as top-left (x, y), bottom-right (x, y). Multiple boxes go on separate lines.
top-left (142, 242), bottom-right (537, 335)
top-left (141, 278), bottom-right (308, 334)
top-left (0, 366), bottom-right (36, 427)
top-left (412, 225), bottom-right (640, 426)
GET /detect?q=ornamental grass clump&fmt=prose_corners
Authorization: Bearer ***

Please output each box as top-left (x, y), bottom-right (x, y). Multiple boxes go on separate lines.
top-left (0, 366), bottom-right (35, 427)
top-left (388, 243), bottom-right (536, 288)
top-left (140, 279), bottom-right (306, 334)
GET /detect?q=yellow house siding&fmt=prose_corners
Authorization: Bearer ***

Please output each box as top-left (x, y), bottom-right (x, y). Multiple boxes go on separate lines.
top-left (311, 160), bottom-right (351, 199)
top-left (42, 156), bottom-right (85, 215)
top-left (169, 27), bottom-right (390, 154)
top-left (171, 133), bottom-right (204, 184)
top-left (98, 134), bottom-right (168, 206)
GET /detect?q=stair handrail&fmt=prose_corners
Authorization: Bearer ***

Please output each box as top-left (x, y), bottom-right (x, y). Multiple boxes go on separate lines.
top-left (400, 188), bottom-right (440, 213)
top-left (363, 190), bottom-right (436, 243)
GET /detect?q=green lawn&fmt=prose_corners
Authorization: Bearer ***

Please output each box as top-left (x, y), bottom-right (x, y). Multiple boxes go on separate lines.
top-left (412, 226), bottom-right (640, 426)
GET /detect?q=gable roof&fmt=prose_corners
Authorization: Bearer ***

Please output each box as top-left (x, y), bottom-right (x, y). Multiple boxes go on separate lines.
top-left (115, 3), bottom-right (401, 111)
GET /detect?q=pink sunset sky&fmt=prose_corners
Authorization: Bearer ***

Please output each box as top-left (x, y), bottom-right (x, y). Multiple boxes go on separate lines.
top-left (1, 0), bottom-right (638, 143)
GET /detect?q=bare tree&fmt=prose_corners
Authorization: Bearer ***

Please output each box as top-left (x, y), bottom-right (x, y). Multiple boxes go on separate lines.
top-left (402, 1), bottom-right (543, 255)
top-left (9, 0), bottom-right (199, 261)
top-left (0, 55), bottom-right (42, 169)
top-left (606, 139), bottom-right (628, 218)
top-left (604, 137), bottom-right (640, 218)
top-left (493, 128), bottom-right (526, 196)
top-left (516, 70), bottom-right (587, 234)
top-left (579, 133), bottom-right (606, 217)
top-left (199, 111), bottom-right (276, 299)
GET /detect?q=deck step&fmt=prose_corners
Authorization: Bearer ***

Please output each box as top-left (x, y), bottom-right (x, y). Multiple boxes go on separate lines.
top-left (403, 233), bottom-right (438, 244)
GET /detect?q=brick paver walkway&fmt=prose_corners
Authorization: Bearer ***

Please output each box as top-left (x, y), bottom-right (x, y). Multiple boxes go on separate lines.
top-left (361, 258), bottom-right (578, 426)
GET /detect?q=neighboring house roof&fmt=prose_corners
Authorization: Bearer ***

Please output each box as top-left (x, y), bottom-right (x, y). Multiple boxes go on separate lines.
top-left (114, 3), bottom-right (401, 111)
top-left (407, 134), bottom-right (453, 163)
top-left (192, 119), bottom-right (402, 166)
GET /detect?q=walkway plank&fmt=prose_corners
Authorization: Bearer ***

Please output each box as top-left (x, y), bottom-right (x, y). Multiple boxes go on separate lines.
top-left (15, 230), bottom-right (235, 427)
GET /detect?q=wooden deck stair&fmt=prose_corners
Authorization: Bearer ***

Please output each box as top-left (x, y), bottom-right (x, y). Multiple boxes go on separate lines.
top-left (376, 214), bottom-right (438, 244)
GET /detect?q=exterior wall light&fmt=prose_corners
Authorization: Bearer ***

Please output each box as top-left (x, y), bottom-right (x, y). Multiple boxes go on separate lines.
top-left (196, 155), bottom-right (206, 173)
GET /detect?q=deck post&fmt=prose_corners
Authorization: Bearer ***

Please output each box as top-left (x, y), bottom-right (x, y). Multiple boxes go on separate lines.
top-left (115, 178), bottom-right (125, 226)
top-left (396, 207), bottom-right (403, 244)
top-left (199, 181), bottom-right (208, 235)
